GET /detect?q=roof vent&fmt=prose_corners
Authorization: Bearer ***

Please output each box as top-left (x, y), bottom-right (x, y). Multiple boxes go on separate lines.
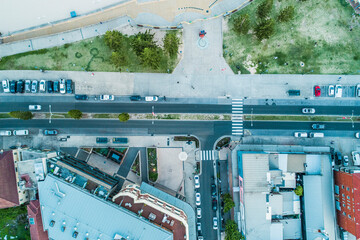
top-left (49, 220), bottom-right (55, 227)
top-left (72, 231), bottom-right (78, 238)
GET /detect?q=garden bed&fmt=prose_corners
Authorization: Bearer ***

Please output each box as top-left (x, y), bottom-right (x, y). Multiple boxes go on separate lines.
top-left (131, 154), bottom-right (140, 176)
top-left (147, 148), bottom-right (158, 182)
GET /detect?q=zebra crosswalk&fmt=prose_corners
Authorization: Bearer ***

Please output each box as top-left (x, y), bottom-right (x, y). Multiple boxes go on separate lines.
top-left (232, 99), bottom-right (243, 136)
top-left (199, 150), bottom-right (216, 161)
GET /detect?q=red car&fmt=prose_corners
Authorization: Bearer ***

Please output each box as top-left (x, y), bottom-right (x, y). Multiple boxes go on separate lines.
top-left (314, 86), bottom-right (321, 97)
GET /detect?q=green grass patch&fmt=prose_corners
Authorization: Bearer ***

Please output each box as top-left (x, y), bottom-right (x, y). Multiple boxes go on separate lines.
top-left (0, 205), bottom-right (31, 240)
top-left (0, 33), bottom-right (179, 73)
top-left (147, 148), bottom-right (158, 182)
top-left (244, 115), bottom-right (358, 121)
top-left (224, 0), bottom-right (360, 74)
top-left (0, 113), bottom-right (11, 118)
top-left (93, 114), bottom-right (112, 118)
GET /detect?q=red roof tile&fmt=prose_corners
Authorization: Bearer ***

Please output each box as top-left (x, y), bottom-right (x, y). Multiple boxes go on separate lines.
top-left (0, 151), bottom-right (19, 209)
top-left (27, 200), bottom-right (49, 240)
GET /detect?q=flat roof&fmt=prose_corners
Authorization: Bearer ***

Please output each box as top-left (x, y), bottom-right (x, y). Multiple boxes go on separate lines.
top-left (38, 174), bottom-right (172, 240)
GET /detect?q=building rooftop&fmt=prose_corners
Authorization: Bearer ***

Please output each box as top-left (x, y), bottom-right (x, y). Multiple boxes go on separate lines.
top-left (0, 151), bottom-right (19, 208)
top-left (38, 174), bottom-right (173, 240)
top-left (27, 200), bottom-right (48, 240)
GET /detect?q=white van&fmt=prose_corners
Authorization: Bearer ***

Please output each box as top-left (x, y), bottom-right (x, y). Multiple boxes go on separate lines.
top-left (0, 130), bottom-right (12, 136)
top-left (13, 130), bottom-right (29, 136)
top-left (294, 132), bottom-right (308, 138)
top-left (310, 132), bottom-right (324, 138)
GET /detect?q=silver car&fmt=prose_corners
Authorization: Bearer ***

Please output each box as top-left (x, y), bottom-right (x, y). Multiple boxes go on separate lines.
top-left (328, 85), bottom-right (334, 96)
top-left (356, 84), bottom-right (360, 97)
top-left (31, 80), bottom-right (38, 93)
top-left (25, 80), bottom-right (31, 93)
top-left (302, 108), bottom-right (315, 114)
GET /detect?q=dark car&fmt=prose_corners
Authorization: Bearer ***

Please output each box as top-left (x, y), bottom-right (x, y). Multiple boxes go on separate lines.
top-left (312, 123), bottom-right (325, 130)
top-left (53, 81), bottom-right (59, 93)
top-left (47, 81), bottom-right (53, 93)
top-left (10, 80), bottom-right (16, 93)
top-left (44, 129), bottom-right (58, 135)
top-left (16, 80), bottom-right (24, 93)
top-left (75, 95), bottom-right (88, 100)
top-left (211, 184), bottom-right (217, 197)
top-left (212, 199), bottom-right (217, 211)
top-left (130, 95), bottom-right (141, 101)
top-left (66, 79), bottom-right (73, 94)
top-left (335, 152), bottom-right (343, 165)
top-left (96, 137), bottom-right (108, 144)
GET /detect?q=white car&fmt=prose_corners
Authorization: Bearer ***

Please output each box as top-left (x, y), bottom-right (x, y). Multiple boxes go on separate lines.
top-left (194, 175), bottom-right (200, 189)
top-left (13, 130), bottom-right (29, 136)
top-left (302, 108), bottom-right (315, 114)
top-left (195, 192), bottom-right (201, 206)
top-left (335, 85), bottom-right (342, 98)
top-left (25, 80), bottom-right (31, 93)
top-left (100, 95), bottom-right (115, 101)
top-left (60, 79), bottom-right (66, 94)
top-left (29, 105), bottom-right (41, 111)
top-left (145, 96), bottom-right (159, 102)
top-left (352, 151), bottom-right (360, 166)
top-left (39, 80), bottom-right (46, 92)
top-left (343, 156), bottom-right (349, 167)
top-left (328, 85), bottom-right (334, 97)
top-left (355, 132), bottom-right (360, 139)
top-left (213, 217), bottom-right (218, 230)
top-left (294, 132), bottom-right (308, 138)
top-left (2, 79), bottom-right (10, 93)
top-left (197, 208), bottom-right (202, 219)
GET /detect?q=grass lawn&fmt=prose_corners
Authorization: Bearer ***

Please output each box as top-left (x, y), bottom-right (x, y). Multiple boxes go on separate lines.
top-left (0, 205), bottom-right (30, 240)
top-left (224, 0), bottom-right (360, 74)
top-left (0, 34), bottom-right (179, 73)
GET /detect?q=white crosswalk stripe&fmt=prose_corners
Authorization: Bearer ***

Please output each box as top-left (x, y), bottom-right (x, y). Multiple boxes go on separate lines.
top-left (199, 150), bottom-right (216, 161)
top-left (232, 98), bottom-right (244, 136)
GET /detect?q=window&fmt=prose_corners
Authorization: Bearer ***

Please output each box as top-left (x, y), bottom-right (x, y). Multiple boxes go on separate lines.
top-left (349, 214), bottom-right (352, 219)
top-left (335, 185), bottom-right (340, 194)
top-left (347, 196), bottom-right (350, 200)
top-left (347, 187), bottom-right (350, 191)
top-left (29, 218), bottom-right (35, 225)
top-left (336, 201), bottom-right (341, 211)
top-left (343, 204), bottom-right (346, 207)
top-left (343, 212), bottom-right (346, 216)
top-left (342, 194), bottom-right (345, 197)
top-left (348, 206), bottom-right (351, 210)
top-left (342, 185), bottom-right (345, 189)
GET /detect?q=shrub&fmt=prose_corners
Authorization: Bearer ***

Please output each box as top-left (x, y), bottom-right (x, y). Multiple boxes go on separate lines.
top-left (294, 185), bottom-right (303, 196)
top-left (9, 111), bottom-right (33, 120)
top-left (130, 30), bottom-right (157, 56)
top-left (256, 0), bottom-right (273, 20)
top-left (163, 32), bottom-right (180, 57)
top-left (223, 193), bottom-right (235, 213)
top-left (233, 14), bottom-right (251, 35)
top-left (104, 30), bottom-right (125, 51)
top-left (278, 6), bottom-right (295, 22)
top-left (141, 47), bottom-right (161, 69)
top-left (68, 109), bottom-right (82, 120)
top-left (254, 19), bottom-right (275, 41)
top-left (118, 112), bottom-right (130, 122)
top-left (225, 220), bottom-right (244, 240)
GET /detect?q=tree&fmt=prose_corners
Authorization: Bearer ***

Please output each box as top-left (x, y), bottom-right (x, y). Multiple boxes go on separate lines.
top-left (9, 111), bottom-right (33, 120)
top-left (68, 109), bottom-right (82, 120)
top-left (130, 30), bottom-right (157, 56)
top-left (225, 220), bottom-right (243, 240)
top-left (163, 32), bottom-right (180, 57)
top-left (254, 18), bottom-right (275, 41)
top-left (223, 193), bottom-right (235, 213)
top-left (118, 113), bottom-right (130, 122)
top-left (233, 14), bottom-right (250, 35)
top-left (278, 6), bottom-right (295, 22)
top-left (141, 47), bottom-right (161, 69)
top-left (111, 51), bottom-right (128, 67)
top-left (256, 0), bottom-right (273, 20)
top-left (294, 185), bottom-right (303, 196)
top-left (104, 30), bottom-right (125, 51)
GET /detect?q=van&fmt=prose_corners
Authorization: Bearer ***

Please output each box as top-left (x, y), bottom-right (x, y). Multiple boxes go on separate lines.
top-left (294, 132), bottom-right (308, 138)
top-left (13, 130), bottom-right (29, 136)
top-left (288, 90), bottom-right (300, 96)
top-left (310, 132), bottom-right (324, 138)
top-left (0, 130), bottom-right (12, 136)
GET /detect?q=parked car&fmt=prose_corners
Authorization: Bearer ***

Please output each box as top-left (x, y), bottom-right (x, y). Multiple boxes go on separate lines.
top-left (60, 79), bottom-right (66, 94)
top-left (44, 129), bottom-right (58, 135)
top-left (96, 137), bottom-right (108, 144)
top-left (10, 80), bottom-right (16, 93)
top-left (31, 80), bottom-right (38, 93)
top-left (66, 79), bottom-right (73, 94)
top-left (145, 96), bottom-right (159, 101)
top-left (25, 80), bottom-right (31, 93)
top-left (211, 184), bottom-right (217, 197)
top-left (335, 85), bottom-right (342, 98)
top-left (335, 152), bottom-right (343, 165)
top-left (294, 132), bottom-right (308, 138)
top-left (288, 90), bottom-right (300, 96)
top-left (195, 193), bottom-right (201, 206)
top-left (314, 86), bottom-right (321, 97)
top-left (328, 85), bottom-right (335, 97)
top-left (343, 156), bottom-right (349, 167)
top-left (197, 208), bottom-right (202, 219)
top-left (16, 80), bottom-right (24, 93)
top-left (309, 132), bottom-right (324, 138)
top-left (13, 130), bottom-right (29, 136)
top-left (53, 80), bottom-right (59, 93)
top-left (302, 108), bottom-right (315, 114)
top-left (100, 95), bottom-right (114, 101)
top-left (47, 81), bottom-right (53, 93)
top-left (75, 95), bottom-right (88, 100)
top-left (2, 79), bottom-right (10, 93)
top-left (130, 95), bottom-right (141, 101)
top-left (312, 123), bottom-right (325, 130)
top-left (355, 132), bottom-right (360, 139)
top-left (39, 80), bottom-right (46, 92)
top-left (194, 175), bottom-right (200, 189)
top-left (0, 130), bottom-right (12, 136)
top-left (212, 199), bottom-right (217, 211)
top-left (213, 217), bottom-right (218, 230)
top-left (357, 84), bottom-right (360, 97)
top-left (197, 222), bottom-right (201, 233)
top-left (112, 138), bottom-right (128, 144)
top-left (29, 105), bottom-right (41, 111)
top-left (352, 151), bottom-right (360, 166)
